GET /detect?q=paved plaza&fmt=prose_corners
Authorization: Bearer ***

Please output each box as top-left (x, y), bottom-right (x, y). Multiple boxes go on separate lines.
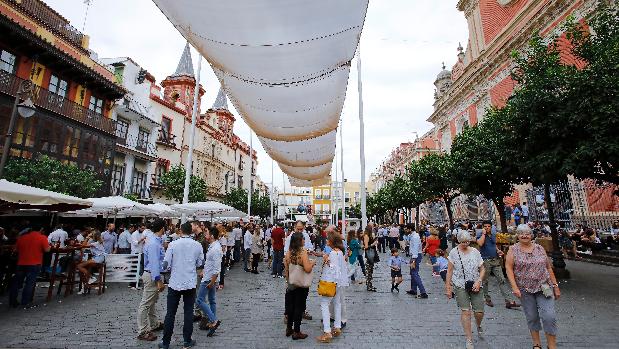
top-left (0, 257), bottom-right (617, 349)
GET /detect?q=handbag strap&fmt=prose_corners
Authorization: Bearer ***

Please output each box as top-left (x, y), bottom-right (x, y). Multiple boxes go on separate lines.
top-left (456, 248), bottom-right (468, 281)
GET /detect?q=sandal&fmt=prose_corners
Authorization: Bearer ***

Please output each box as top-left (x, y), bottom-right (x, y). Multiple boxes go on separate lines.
top-left (532, 346), bottom-right (542, 349)
top-left (316, 332), bottom-right (332, 343)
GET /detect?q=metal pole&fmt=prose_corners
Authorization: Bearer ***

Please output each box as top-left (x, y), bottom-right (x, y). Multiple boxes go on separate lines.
top-left (282, 172), bottom-right (286, 222)
top-left (181, 49), bottom-right (202, 223)
top-left (270, 159), bottom-right (274, 225)
top-left (357, 41), bottom-right (368, 229)
top-left (340, 119), bottom-right (346, 232)
top-left (247, 131), bottom-right (252, 219)
top-left (0, 95), bottom-right (21, 178)
top-left (334, 150), bottom-right (339, 225)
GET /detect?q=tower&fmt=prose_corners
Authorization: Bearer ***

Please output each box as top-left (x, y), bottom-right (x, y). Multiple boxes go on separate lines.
top-left (161, 42), bottom-right (205, 115)
top-left (433, 63), bottom-right (452, 101)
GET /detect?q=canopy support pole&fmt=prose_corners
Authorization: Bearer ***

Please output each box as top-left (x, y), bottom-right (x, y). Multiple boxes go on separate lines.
top-left (247, 130), bottom-right (252, 220)
top-left (340, 118), bottom-right (346, 232)
top-left (334, 148), bottom-right (339, 225)
top-left (182, 47), bottom-right (202, 224)
top-left (282, 172), bottom-right (286, 223)
top-left (270, 159), bottom-right (274, 225)
top-left (357, 42), bottom-right (368, 230)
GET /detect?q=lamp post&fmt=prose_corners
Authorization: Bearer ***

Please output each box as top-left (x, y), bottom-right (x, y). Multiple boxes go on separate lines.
top-left (0, 79), bottom-right (36, 178)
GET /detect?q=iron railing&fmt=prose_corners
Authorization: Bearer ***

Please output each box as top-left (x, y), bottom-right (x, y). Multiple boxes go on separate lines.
top-left (0, 71), bottom-right (116, 134)
top-left (156, 129), bottom-right (176, 147)
top-left (7, 0), bottom-right (87, 51)
top-left (117, 133), bottom-right (157, 158)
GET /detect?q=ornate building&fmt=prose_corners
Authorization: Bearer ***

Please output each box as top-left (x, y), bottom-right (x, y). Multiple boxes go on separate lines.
top-left (0, 0), bottom-right (124, 195)
top-left (104, 44), bottom-right (261, 203)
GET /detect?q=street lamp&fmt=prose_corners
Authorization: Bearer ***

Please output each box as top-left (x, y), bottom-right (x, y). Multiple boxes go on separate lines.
top-left (0, 80), bottom-right (36, 178)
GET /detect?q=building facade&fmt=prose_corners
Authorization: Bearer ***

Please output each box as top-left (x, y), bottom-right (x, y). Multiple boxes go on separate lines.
top-left (277, 187), bottom-right (312, 220)
top-left (103, 44), bottom-right (260, 203)
top-left (0, 0), bottom-right (124, 195)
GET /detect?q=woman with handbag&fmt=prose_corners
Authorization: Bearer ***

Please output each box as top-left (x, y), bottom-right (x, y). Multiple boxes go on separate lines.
top-left (317, 232), bottom-right (346, 343)
top-left (505, 224), bottom-right (560, 349)
top-left (362, 225), bottom-right (379, 292)
top-left (284, 232), bottom-right (315, 340)
top-left (250, 227), bottom-right (263, 274)
top-left (445, 230), bottom-right (486, 349)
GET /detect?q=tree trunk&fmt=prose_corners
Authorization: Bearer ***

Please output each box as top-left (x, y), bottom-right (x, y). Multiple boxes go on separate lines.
top-left (492, 197), bottom-right (508, 233)
top-left (444, 195), bottom-right (455, 231)
top-left (415, 206), bottom-right (420, 231)
top-left (544, 182), bottom-right (570, 278)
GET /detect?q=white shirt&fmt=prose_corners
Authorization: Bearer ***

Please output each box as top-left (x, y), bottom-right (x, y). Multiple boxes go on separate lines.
top-left (226, 234), bottom-right (235, 247)
top-left (389, 226), bottom-right (400, 238)
top-left (48, 229), bottom-right (68, 247)
top-left (243, 230), bottom-right (253, 250)
top-left (409, 232), bottom-right (422, 256)
top-left (233, 228), bottom-right (243, 241)
top-left (76, 234), bottom-right (85, 243)
top-left (264, 228), bottom-right (271, 241)
top-left (203, 240), bottom-right (223, 280)
top-left (131, 230), bottom-right (145, 254)
top-left (448, 247), bottom-right (483, 289)
top-left (284, 230), bottom-right (314, 254)
top-left (118, 230), bottom-right (132, 249)
top-left (522, 205), bottom-right (529, 216)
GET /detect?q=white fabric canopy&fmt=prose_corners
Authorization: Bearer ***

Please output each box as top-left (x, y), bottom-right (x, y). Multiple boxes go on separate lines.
top-left (0, 179), bottom-right (92, 211)
top-left (62, 196), bottom-right (158, 217)
top-left (172, 201), bottom-right (235, 216)
top-left (151, 0), bottom-right (368, 185)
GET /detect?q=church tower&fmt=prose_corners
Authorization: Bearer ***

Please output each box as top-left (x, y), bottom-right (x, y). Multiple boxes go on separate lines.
top-left (161, 42), bottom-right (205, 116)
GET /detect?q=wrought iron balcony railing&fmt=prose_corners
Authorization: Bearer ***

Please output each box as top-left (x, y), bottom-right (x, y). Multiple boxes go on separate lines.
top-left (117, 133), bottom-right (157, 158)
top-left (0, 71), bottom-right (115, 134)
top-left (156, 129), bottom-right (176, 147)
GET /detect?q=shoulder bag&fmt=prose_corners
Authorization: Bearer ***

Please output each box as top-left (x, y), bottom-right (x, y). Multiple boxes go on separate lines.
top-left (457, 249), bottom-right (477, 293)
top-left (288, 257), bottom-right (313, 288)
top-left (317, 260), bottom-right (337, 297)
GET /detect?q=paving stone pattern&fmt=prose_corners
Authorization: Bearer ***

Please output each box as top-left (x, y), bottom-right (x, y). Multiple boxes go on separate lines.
top-left (0, 255), bottom-right (617, 349)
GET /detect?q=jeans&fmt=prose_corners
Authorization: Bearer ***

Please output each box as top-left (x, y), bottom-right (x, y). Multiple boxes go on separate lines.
top-left (285, 287), bottom-right (309, 332)
top-left (162, 288), bottom-right (196, 346)
top-left (378, 237), bottom-right (386, 253)
top-left (409, 253), bottom-right (426, 294)
top-left (233, 240), bottom-right (241, 262)
top-left (9, 265), bottom-right (40, 306)
top-left (272, 249), bottom-right (284, 276)
top-left (321, 287), bottom-right (342, 332)
top-left (358, 253), bottom-right (366, 275)
top-left (196, 282), bottom-right (217, 322)
top-left (429, 256), bottom-right (438, 273)
top-left (243, 248), bottom-right (251, 270)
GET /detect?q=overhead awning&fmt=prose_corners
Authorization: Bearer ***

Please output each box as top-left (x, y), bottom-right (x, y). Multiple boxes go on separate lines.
top-left (0, 179), bottom-right (93, 212)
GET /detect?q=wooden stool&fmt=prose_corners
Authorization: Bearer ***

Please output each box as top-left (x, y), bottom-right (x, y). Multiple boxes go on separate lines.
top-left (86, 263), bottom-right (106, 295)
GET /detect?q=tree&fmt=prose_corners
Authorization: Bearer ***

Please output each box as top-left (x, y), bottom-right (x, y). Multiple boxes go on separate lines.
top-left (223, 187), bottom-right (247, 212)
top-left (159, 164), bottom-right (207, 203)
top-left (223, 187), bottom-right (273, 218)
top-left (562, 5), bottom-right (619, 185)
top-left (3, 155), bottom-right (103, 198)
top-left (407, 153), bottom-right (460, 229)
top-left (451, 106), bottom-right (522, 232)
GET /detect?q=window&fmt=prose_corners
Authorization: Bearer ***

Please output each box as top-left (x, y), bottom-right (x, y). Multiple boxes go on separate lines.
top-left (323, 189), bottom-right (330, 199)
top-left (238, 175), bottom-right (243, 189)
top-left (115, 118), bottom-right (129, 139)
top-left (153, 162), bottom-right (168, 187)
top-left (161, 117), bottom-right (171, 138)
top-left (137, 128), bottom-right (149, 150)
top-left (0, 50), bottom-right (16, 73)
top-left (88, 96), bottom-right (103, 114)
top-left (211, 144), bottom-right (216, 157)
top-left (225, 172), bottom-right (229, 192)
top-left (111, 165), bottom-right (125, 195)
top-left (315, 189), bottom-right (322, 199)
top-left (345, 192), bottom-right (350, 203)
top-left (132, 170), bottom-right (147, 196)
top-left (239, 160), bottom-right (244, 170)
top-left (324, 204), bottom-right (330, 213)
top-left (315, 204), bottom-right (322, 213)
top-left (49, 75), bottom-right (68, 98)
top-left (355, 192), bottom-right (360, 201)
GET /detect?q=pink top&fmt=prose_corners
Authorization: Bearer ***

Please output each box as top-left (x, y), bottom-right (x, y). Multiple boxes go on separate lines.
top-left (512, 243), bottom-right (550, 293)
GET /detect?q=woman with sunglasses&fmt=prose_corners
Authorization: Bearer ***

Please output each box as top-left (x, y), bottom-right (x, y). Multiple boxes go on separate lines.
top-left (505, 224), bottom-right (560, 349)
top-left (445, 230), bottom-right (486, 349)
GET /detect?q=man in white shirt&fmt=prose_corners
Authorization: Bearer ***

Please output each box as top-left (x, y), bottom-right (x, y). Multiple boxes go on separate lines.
top-left (131, 225), bottom-right (146, 255)
top-left (263, 225), bottom-right (272, 261)
top-left (283, 223), bottom-right (314, 254)
top-left (389, 224), bottom-right (400, 251)
top-left (232, 224), bottom-right (242, 265)
top-left (405, 224), bottom-right (427, 298)
top-left (243, 226), bottom-right (253, 272)
top-left (47, 224), bottom-right (69, 247)
top-left (118, 225), bottom-right (134, 254)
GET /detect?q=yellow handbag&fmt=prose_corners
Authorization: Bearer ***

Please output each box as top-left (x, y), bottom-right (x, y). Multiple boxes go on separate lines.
top-left (317, 280), bottom-right (336, 297)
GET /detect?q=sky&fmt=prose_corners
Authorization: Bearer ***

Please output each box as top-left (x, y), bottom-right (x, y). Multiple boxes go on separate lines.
top-left (44, 0), bottom-right (468, 191)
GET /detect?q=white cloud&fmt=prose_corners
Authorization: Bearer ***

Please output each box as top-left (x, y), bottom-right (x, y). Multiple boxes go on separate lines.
top-left (44, 0), bottom-right (467, 189)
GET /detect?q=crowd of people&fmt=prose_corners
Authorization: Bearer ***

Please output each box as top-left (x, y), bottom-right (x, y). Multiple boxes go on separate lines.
top-left (3, 214), bottom-right (618, 349)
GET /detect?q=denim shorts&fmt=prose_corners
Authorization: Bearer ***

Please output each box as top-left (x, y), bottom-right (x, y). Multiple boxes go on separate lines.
top-left (453, 285), bottom-right (485, 313)
top-left (93, 255), bottom-right (105, 264)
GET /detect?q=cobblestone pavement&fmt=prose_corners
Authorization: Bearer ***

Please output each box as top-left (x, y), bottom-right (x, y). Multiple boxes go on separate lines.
top-left (0, 254), bottom-right (617, 349)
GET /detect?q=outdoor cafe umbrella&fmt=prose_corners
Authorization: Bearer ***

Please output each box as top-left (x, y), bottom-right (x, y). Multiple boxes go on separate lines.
top-left (0, 179), bottom-right (92, 212)
top-left (172, 201), bottom-right (235, 219)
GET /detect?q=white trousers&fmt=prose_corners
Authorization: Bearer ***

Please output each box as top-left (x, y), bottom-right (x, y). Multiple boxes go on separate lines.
top-left (329, 286), bottom-right (347, 323)
top-left (321, 287), bottom-right (343, 332)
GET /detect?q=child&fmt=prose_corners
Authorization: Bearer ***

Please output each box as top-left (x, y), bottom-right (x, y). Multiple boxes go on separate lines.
top-left (388, 248), bottom-right (403, 292)
top-left (433, 249), bottom-right (449, 282)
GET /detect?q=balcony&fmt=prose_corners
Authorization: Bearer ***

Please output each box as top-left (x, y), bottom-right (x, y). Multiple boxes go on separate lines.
top-left (0, 71), bottom-right (116, 134)
top-left (156, 129), bottom-right (176, 148)
top-left (116, 133), bottom-right (157, 160)
top-left (7, 0), bottom-right (87, 52)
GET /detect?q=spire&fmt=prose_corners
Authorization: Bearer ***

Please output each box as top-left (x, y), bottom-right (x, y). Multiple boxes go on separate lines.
top-left (212, 86), bottom-right (229, 110)
top-left (172, 42), bottom-right (195, 77)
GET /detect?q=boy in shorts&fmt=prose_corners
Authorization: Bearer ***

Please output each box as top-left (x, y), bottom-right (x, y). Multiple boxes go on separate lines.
top-left (388, 248), bottom-right (403, 292)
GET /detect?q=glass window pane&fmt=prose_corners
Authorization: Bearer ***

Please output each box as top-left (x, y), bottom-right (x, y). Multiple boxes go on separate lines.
top-left (0, 50), bottom-right (16, 73)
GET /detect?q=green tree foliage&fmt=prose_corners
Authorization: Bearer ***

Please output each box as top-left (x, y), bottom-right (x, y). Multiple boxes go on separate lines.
top-left (223, 187), bottom-right (272, 218)
top-left (159, 164), bottom-right (207, 203)
top-left (3, 155), bottom-right (102, 198)
top-left (450, 107), bottom-right (521, 232)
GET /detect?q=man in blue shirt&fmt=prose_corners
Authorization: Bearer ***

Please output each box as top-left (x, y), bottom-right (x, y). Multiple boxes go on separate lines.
top-left (101, 223), bottom-right (118, 254)
top-left (137, 219), bottom-right (166, 342)
top-left (196, 227), bottom-right (223, 336)
top-left (159, 222), bottom-right (204, 349)
top-left (476, 220), bottom-right (519, 309)
top-left (405, 224), bottom-right (428, 298)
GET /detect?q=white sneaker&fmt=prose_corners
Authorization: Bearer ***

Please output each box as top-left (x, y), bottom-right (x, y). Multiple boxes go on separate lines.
top-left (77, 289), bottom-right (86, 295)
top-left (88, 277), bottom-right (98, 285)
top-left (466, 338), bottom-right (474, 349)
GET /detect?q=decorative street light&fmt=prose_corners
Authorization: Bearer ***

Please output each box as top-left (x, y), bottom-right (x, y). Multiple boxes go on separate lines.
top-left (0, 79), bottom-right (36, 178)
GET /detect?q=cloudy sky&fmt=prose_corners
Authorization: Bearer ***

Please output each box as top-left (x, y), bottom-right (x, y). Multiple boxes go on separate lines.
top-left (45, 0), bottom-right (467, 190)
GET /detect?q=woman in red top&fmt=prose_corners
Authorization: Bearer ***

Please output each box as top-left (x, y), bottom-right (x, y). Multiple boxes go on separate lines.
top-left (423, 228), bottom-right (441, 276)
